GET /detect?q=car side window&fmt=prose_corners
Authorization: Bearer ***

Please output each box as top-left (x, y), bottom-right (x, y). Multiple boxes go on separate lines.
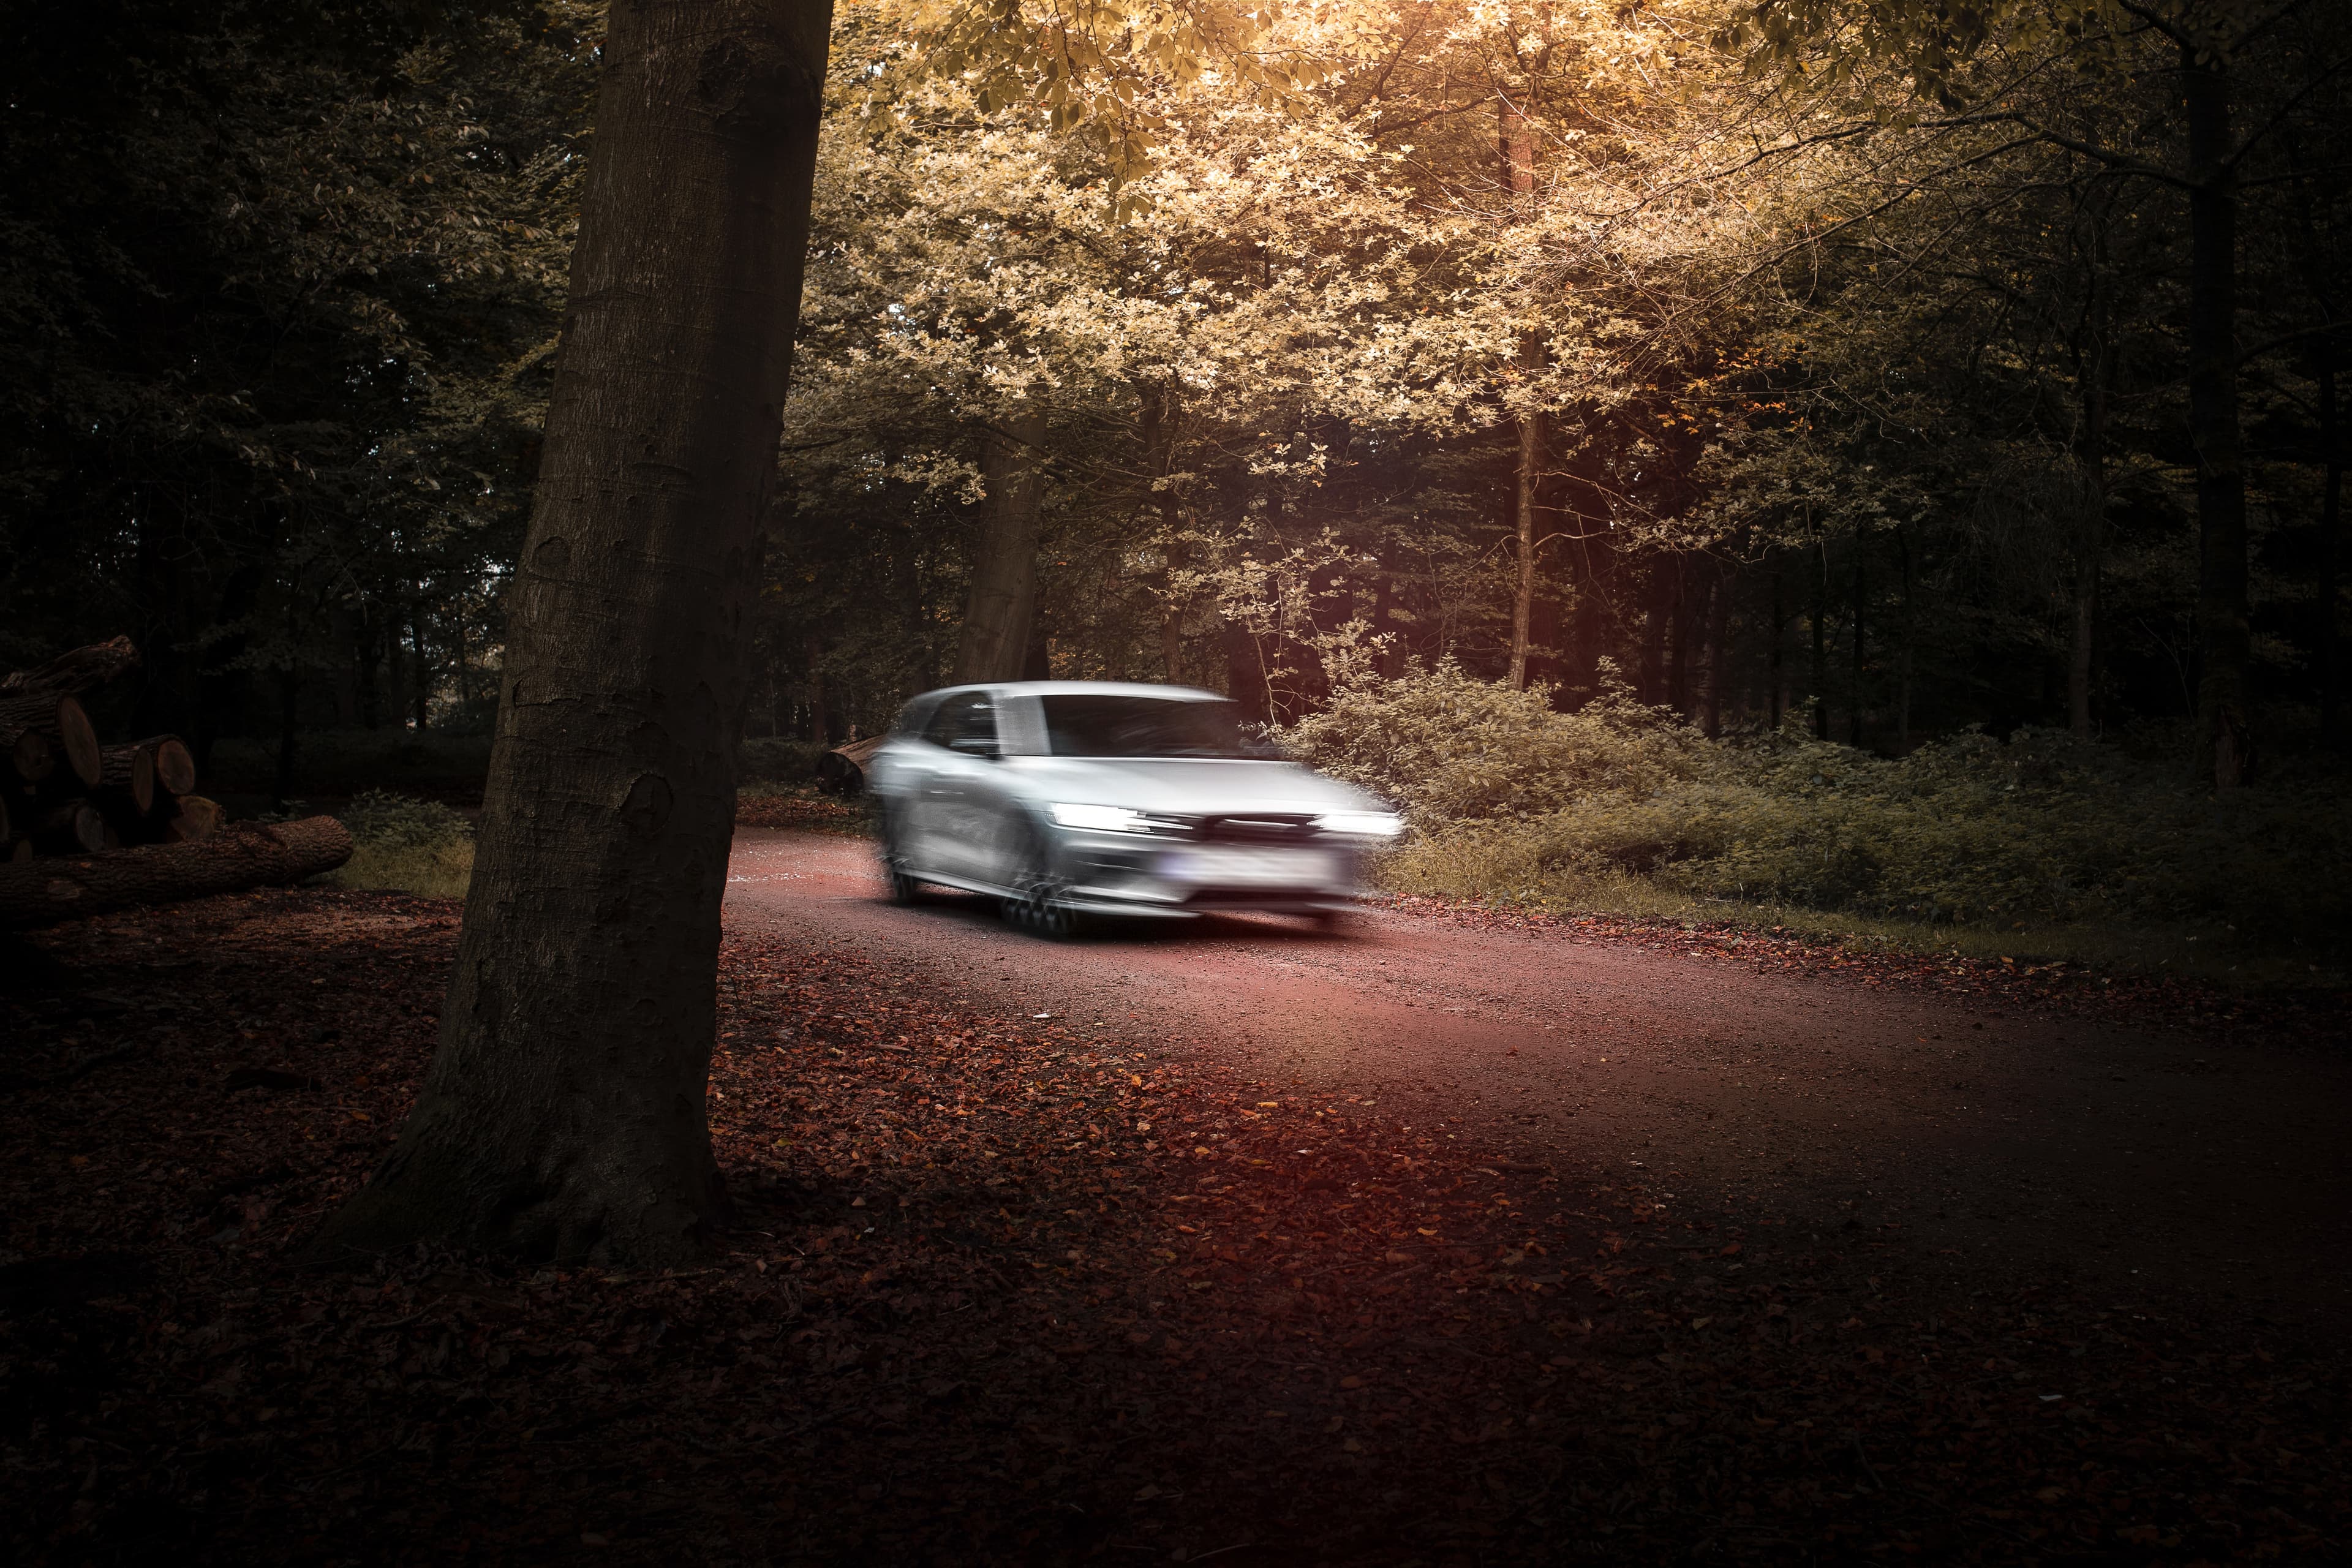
top-left (922, 693), bottom-right (997, 753)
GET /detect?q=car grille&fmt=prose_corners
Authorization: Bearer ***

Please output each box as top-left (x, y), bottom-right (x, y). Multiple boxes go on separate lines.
top-left (1195, 814), bottom-right (1319, 844)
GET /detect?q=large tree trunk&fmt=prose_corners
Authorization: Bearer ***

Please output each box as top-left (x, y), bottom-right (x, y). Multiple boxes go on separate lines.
top-left (954, 409), bottom-right (1049, 683)
top-left (0, 818), bottom-right (351, 929)
top-left (312, 0), bottom-right (834, 1267)
top-left (2184, 42), bottom-right (2252, 787)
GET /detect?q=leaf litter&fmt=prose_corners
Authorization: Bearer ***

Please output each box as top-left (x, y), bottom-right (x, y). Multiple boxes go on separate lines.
top-left (1, 888), bottom-right (2345, 1564)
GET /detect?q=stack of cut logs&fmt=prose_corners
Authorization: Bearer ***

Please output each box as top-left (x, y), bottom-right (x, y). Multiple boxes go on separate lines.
top-left (1, 636), bottom-right (219, 859)
top-left (1, 638), bottom-right (352, 929)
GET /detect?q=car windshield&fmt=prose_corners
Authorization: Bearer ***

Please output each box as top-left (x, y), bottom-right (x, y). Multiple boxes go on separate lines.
top-left (1040, 695), bottom-right (1250, 758)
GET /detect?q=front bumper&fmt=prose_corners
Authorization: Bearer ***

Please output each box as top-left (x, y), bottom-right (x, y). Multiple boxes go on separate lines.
top-left (1051, 831), bottom-right (1368, 917)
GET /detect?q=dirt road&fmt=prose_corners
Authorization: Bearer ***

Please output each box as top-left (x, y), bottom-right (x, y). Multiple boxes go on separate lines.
top-left (725, 828), bottom-right (2352, 1322)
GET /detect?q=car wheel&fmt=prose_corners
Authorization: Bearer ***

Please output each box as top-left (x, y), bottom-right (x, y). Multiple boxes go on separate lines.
top-left (878, 806), bottom-right (925, 905)
top-left (1311, 907), bottom-right (1355, 935)
top-left (1000, 816), bottom-right (1082, 938)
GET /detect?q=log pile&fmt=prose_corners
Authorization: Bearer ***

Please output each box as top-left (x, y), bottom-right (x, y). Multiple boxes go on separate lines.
top-left (1, 639), bottom-right (352, 927)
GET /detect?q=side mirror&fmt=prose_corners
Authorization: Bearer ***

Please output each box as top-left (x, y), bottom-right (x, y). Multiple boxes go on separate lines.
top-left (949, 736), bottom-right (1001, 759)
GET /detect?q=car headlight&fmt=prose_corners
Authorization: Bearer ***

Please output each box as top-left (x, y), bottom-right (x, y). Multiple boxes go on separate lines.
top-left (1315, 810), bottom-right (1403, 839)
top-left (1050, 802), bottom-right (1155, 834)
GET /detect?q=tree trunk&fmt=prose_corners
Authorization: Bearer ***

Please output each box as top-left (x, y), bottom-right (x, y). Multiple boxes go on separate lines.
top-left (2318, 328), bottom-right (2342, 745)
top-left (1640, 566), bottom-right (1671, 706)
top-left (1848, 531), bottom-right (1866, 747)
top-left (1502, 97), bottom-right (1542, 691)
top-left (1667, 556), bottom-right (1692, 715)
top-left (2184, 42), bottom-right (2251, 787)
top-left (312, 0), bottom-right (834, 1267)
top-left (2069, 214), bottom-right (2112, 738)
top-left (273, 666), bottom-right (300, 808)
top-left (1222, 617), bottom-right (1267, 724)
top-left (1703, 556), bottom-right (1730, 738)
top-left (0, 818), bottom-right (351, 929)
top-left (954, 409), bottom-right (1049, 684)
top-left (804, 633), bottom-right (831, 745)
top-left (1896, 527), bottom-right (1915, 752)
top-left (1811, 534), bottom-right (1830, 740)
top-left (1507, 385), bottom-right (1543, 689)
top-left (410, 603), bottom-right (431, 731)
top-left (1768, 549), bottom-right (1784, 731)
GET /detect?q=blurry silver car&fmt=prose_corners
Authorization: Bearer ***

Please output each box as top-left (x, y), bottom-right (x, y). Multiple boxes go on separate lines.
top-left (864, 682), bottom-right (1401, 933)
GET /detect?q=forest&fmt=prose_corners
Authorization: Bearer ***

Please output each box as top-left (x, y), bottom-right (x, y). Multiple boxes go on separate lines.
top-left (8, 0), bottom-right (2347, 766)
top-left (6, 4), bottom-right (2351, 1564)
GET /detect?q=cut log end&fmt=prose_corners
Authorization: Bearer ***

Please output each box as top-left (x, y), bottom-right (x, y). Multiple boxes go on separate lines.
top-left (152, 736), bottom-right (196, 796)
top-left (40, 802), bottom-right (108, 856)
top-left (58, 697), bottom-right (100, 788)
top-left (169, 797), bottom-right (225, 842)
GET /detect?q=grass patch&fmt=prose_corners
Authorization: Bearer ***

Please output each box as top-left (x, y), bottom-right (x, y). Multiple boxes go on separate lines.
top-left (1374, 842), bottom-right (2339, 992)
top-left (329, 791), bottom-right (475, 900)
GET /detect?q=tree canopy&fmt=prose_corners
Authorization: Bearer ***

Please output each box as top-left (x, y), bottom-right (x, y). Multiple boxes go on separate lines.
top-left (7, 0), bottom-right (2348, 768)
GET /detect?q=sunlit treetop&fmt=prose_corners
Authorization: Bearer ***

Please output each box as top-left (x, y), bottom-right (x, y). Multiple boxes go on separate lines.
top-left (853, 0), bottom-right (1334, 187)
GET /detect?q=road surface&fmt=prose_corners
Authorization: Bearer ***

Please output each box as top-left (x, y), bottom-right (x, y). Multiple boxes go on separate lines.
top-left (725, 827), bottom-right (2352, 1322)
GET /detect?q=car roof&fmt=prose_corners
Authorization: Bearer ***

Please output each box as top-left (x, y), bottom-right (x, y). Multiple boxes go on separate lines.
top-left (921, 681), bottom-right (1229, 703)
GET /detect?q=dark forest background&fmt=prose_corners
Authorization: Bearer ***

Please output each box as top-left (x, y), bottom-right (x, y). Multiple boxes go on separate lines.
top-left (5, 0), bottom-right (2347, 802)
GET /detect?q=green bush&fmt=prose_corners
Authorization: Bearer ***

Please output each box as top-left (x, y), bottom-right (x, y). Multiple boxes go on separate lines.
top-left (1289, 665), bottom-right (2352, 944)
top-left (1281, 657), bottom-right (1706, 821)
top-left (333, 790), bottom-right (475, 899)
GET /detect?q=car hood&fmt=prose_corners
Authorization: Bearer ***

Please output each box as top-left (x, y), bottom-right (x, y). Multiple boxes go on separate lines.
top-left (1000, 756), bottom-right (1382, 816)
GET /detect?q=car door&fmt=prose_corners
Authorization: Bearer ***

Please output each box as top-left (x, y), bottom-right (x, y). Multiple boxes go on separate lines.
top-left (917, 691), bottom-right (1000, 879)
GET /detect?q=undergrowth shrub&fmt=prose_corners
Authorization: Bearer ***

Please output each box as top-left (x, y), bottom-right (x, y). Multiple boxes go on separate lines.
top-left (332, 790), bottom-right (475, 899)
top-left (1282, 658), bottom-right (1705, 820)
top-left (1286, 665), bottom-right (2351, 939)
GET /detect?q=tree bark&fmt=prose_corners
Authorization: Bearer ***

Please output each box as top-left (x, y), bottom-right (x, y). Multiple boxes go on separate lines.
top-left (312, 0), bottom-right (834, 1267)
top-left (954, 409), bottom-right (1049, 684)
top-left (0, 818), bottom-right (351, 929)
top-left (273, 666), bottom-right (300, 807)
top-left (2184, 41), bottom-right (2251, 787)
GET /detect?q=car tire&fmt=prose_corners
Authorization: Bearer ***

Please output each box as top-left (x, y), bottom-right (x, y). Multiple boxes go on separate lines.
top-left (878, 805), bottom-right (925, 905)
top-left (1001, 816), bottom-right (1082, 939)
